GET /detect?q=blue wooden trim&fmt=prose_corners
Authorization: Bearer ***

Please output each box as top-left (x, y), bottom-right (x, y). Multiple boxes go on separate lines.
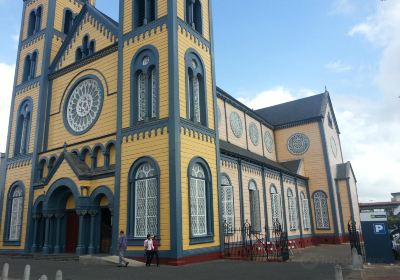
top-left (43, 178), bottom-right (80, 210)
top-left (335, 180), bottom-right (345, 234)
top-left (187, 157), bottom-right (214, 245)
top-left (123, 16), bottom-right (167, 42)
top-left (294, 179), bottom-right (303, 238)
top-left (126, 156), bottom-right (160, 242)
top-left (318, 120), bottom-right (339, 235)
top-left (261, 168), bottom-right (269, 238)
top-left (130, 45), bottom-right (160, 126)
top-left (62, 75), bottom-right (104, 136)
top-left (3, 181), bottom-right (25, 244)
top-left (305, 180), bottom-right (315, 235)
top-left (346, 179), bottom-right (355, 223)
top-left (167, 0), bottom-right (182, 259)
top-left (237, 160), bottom-right (245, 227)
top-left (279, 173), bottom-right (288, 232)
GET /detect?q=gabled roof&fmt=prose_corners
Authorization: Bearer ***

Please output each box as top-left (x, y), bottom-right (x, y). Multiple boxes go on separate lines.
top-left (281, 159), bottom-right (302, 174)
top-left (255, 93), bottom-right (329, 127)
top-left (336, 161), bottom-right (357, 182)
top-left (50, 4), bottom-right (118, 72)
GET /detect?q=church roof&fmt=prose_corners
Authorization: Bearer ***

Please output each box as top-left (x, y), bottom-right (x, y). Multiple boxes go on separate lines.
top-left (280, 159), bottom-right (303, 174)
top-left (255, 93), bottom-right (328, 127)
top-left (336, 161), bottom-right (357, 182)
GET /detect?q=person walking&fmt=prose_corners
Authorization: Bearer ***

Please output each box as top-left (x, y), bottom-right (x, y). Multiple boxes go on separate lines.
top-left (118, 230), bottom-right (129, 267)
top-left (152, 235), bottom-right (160, 266)
top-left (144, 234), bottom-right (154, 266)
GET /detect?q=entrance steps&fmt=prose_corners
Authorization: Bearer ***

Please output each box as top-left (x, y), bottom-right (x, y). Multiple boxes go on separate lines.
top-left (79, 255), bottom-right (144, 267)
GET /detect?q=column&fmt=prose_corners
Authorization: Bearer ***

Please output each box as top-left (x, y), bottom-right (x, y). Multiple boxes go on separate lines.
top-left (42, 214), bottom-right (52, 254)
top-left (31, 214), bottom-right (40, 253)
top-left (88, 210), bottom-right (98, 255)
top-left (53, 213), bottom-right (64, 254)
top-left (76, 210), bottom-right (87, 255)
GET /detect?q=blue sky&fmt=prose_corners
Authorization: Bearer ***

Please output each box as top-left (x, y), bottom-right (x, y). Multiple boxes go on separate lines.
top-left (0, 0), bottom-right (399, 202)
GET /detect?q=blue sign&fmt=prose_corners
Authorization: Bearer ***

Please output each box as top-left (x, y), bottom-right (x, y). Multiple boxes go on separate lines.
top-left (373, 223), bottom-right (386, 234)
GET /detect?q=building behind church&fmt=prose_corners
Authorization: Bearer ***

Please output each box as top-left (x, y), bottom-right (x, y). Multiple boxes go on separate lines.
top-left (0, 0), bottom-right (360, 264)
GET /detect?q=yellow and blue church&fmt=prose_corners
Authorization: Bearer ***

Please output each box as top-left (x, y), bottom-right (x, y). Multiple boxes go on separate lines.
top-left (0, 0), bottom-right (361, 264)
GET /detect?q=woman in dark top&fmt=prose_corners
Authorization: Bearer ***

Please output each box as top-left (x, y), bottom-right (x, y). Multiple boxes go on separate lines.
top-left (152, 235), bottom-right (160, 266)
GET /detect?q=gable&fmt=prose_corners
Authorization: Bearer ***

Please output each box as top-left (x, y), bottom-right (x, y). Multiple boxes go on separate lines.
top-left (50, 5), bottom-right (118, 72)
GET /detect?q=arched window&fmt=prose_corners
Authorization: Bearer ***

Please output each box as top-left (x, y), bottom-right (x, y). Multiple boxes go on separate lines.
top-left (186, 51), bottom-right (206, 126)
top-left (23, 55), bottom-right (32, 82)
top-left (5, 183), bottom-right (24, 242)
top-left (48, 156), bottom-right (57, 171)
top-left (134, 0), bottom-right (157, 28)
top-left (249, 180), bottom-right (261, 232)
top-left (287, 188), bottom-right (298, 230)
top-left (35, 6), bottom-right (42, 33)
top-left (105, 142), bottom-right (116, 168)
top-left (300, 192), bottom-right (311, 230)
top-left (313, 191), bottom-right (330, 229)
top-left (30, 52), bottom-right (37, 79)
top-left (38, 159), bottom-right (47, 180)
top-left (131, 47), bottom-right (159, 124)
top-left (14, 99), bottom-right (32, 156)
top-left (270, 185), bottom-right (282, 226)
top-left (92, 145), bottom-right (104, 170)
top-left (221, 174), bottom-right (234, 233)
top-left (76, 36), bottom-right (95, 62)
top-left (76, 47), bottom-right (83, 61)
top-left (186, 0), bottom-right (203, 34)
top-left (128, 159), bottom-right (159, 239)
top-left (27, 10), bottom-right (37, 37)
top-left (63, 9), bottom-right (74, 34)
top-left (189, 158), bottom-right (213, 241)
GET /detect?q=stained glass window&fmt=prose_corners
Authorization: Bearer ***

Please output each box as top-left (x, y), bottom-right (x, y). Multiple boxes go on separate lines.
top-left (151, 69), bottom-right (157, 119)
top-left (300, 192), bottom-right (311, 230)
top-left (134, 162), bottom-right (158, 238)
top-left (9, 187), bottom-right (23, 241)
top-left (271, 185), bottom-right (282, 225)
top-left (313, 191), bottom-right (330, 229)
top-left (249, 181), bottom-right (261, 232)
top-left (192, 75), bottom-right (201, 123)
top-left (221, 175), bottom-right (234, 233)
top-left (190, 163), bottom-right (207, 236)
top-left (138, 72), bottom-right (146, 122)
top-left (288, 189), bottom-right (298, 230)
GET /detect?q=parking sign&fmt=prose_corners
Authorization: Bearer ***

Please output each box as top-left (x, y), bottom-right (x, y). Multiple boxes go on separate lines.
top-left (373, 223), bottom-right (386, 235)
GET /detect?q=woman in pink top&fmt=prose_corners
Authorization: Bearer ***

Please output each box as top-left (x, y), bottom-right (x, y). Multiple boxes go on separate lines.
top-left (144, 234), bottom-right (154, 266)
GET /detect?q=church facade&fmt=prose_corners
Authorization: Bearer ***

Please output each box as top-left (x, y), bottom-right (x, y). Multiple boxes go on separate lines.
top-left (0, 0), bottom-right (360, 264)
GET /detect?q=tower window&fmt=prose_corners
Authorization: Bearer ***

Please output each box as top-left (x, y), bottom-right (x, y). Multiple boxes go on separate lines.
top-left (14, 99), bottom-right (33, 157)
top-left (63, 9), bottom-right (75, 34)
top-left (75, 35), bottom-right (96, 62)
top-left (22, 51), bottom-right (38, 83)
top-left (186, 51), bottom-right (207, 126)
top-left (27, 6), bottom-right (43, 37)
top-left (134, 0), bottom-right (157, 28)
top-left (287, 188), bottom-right (298, 231)
top-left (186, 0), bottom-right (203, 34)
top-left (131, 47), bottom-right (159, 125)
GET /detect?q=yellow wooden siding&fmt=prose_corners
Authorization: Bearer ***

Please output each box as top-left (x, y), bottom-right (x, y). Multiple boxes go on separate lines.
top-left (123, 0), bottom-right (132, 34)
top-left (47, 53), bottom-right (117, 151)
top-left (120, 132), bottom-right (171, 251)
top-left (122, 27), bottom-right (169, 128)
top-left (8, 86), bottom-right (40, 158)
top-left (177, 0), bottom-right (210, 41)
top-left (54, 0), bottom-right (83, 33)
top-left (55, 14), bottom-right (117, 71)
top-left (22, 0), bottom-right (48, 40)
top-left (51, 35), bottom-right (64, 63)
top-left (180, 132), bottom-right (219, 250)
top-left (158, 0), bottom-right (168, 18)
top-left (178, 31), bottom-right (215, 130)
top-left (17, 39), bottom-right (45, 85)
top-left (348, 175), bottom-right (361, 226)
top-left (337, 180), bottom-right (351, 229)
top-left (275, 122), bottom-right (334, 234)
top-left (0, 164), bottom-right (32, 249)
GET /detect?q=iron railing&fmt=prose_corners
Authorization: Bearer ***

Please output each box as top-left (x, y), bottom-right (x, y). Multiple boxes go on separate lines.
top-left (223, 222), bottom-right (289, 262)
top-left (348, 220), bottom-right (365, 259)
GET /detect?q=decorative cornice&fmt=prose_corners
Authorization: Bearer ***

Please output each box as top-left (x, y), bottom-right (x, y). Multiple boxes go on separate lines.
top-left (123, 17), bottom-right (168, 43)
top-left (122, 119), bottom-right (169, 143)
top-left (7, 154), bottom-right (32, 169)
top-left (49, 44), bottom-right (118, 80)
top-left (220, 156), bottom-right (238, 169)
top-left (15, 77), bottom-right (40, 94)
top-left (265, 168), bottom-right (280, 180)
top-left (242, 161), bottom-right (262, 176)
top-left (180, 118), bottom-right (215, 143)
top-left (283, 174), bottom-right (296, 185)
top-left (21, 30), bottom-right (45, 49)
top-left (177, 19), bottom-right (210, 52)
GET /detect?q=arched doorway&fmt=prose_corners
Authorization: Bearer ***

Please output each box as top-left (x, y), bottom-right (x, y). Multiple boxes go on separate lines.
top-left (64, 194), bottom-right (79, 253)
top-left (90, 186), bottom-right (114, 255)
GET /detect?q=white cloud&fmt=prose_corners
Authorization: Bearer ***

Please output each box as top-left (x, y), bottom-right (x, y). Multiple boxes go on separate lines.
top-left (237, 87), bottom-right (299, 110)
top-left (325, 60), bottom-right (352, 73)
top-left (0, 63), bottom-right (15, 153)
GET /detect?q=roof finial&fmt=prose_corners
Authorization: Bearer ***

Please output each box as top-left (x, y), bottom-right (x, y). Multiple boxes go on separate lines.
top-left (63, 142), bottom-right (68, 152)
top-left (324, 85), bottom-right (329, 94)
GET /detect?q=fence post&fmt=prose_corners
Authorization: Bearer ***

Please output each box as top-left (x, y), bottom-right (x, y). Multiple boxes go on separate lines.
top-left (56, 270), bottom-right (62, 280)
top-left (1, 263), bottom-right (9, 280)
top-left (23, 265), bottom-right (31, 280)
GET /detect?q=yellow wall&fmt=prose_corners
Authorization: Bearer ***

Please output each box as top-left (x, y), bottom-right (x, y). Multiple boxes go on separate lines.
top-left (17, 38), bottom-right (45, 85)
top-left (275, 122), bottom-right (334, 234)
top-left (0, 164), bottom-right (32, 249)
top-left (122, 26), bottom-right (169, 128)
top-left (48, 53), bottom-right (118, 150)
top-left (180, 132), bottom-right (219, 250)
top-left (120, 130), bottom-right (171, 251)
top-left (54, 0), bottom-right (84, 33)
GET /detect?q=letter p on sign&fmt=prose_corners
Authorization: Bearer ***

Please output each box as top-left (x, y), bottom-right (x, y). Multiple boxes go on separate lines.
top-left (373, 223), bottom-right (386, 234)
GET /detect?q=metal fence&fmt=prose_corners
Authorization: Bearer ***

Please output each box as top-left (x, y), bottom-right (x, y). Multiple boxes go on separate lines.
top-left (348, 220), bottom-right (365, 259)
top-left (223, 223), bottom-right (289, 262)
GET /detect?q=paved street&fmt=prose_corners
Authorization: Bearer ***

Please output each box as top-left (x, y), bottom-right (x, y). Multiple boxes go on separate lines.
top-left (0, 258), bottom-right (337, 280)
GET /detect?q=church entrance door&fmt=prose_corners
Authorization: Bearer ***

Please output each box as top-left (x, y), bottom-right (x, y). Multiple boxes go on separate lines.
top-left (100, 208), bottom-right (112, 254)
top-left (65, 211), bottom-right (79, 253)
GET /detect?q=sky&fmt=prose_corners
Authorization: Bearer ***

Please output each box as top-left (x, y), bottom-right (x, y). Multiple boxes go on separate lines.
top-left (0, 0), bottom-right (399, 202)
